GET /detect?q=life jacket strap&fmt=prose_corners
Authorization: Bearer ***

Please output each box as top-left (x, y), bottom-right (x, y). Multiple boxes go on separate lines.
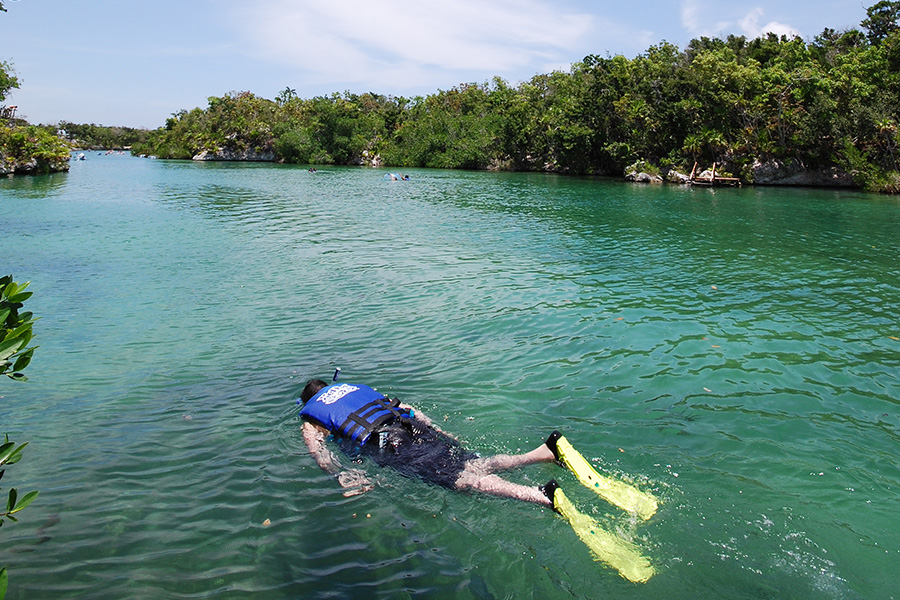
top-left (339, 396), bottom-right (406, 443)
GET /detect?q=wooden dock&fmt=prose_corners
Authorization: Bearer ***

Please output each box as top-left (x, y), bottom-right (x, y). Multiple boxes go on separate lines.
top-left (689, 162), bottom-right (741, 187)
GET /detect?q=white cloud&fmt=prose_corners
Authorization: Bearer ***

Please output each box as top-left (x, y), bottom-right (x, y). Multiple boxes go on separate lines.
top-left (738, 7), bottom-right (800, 39)
top-left (228, 0), bottom-right (596, 89)
top-left (680, 0), bottom-right (730, 37)
top-left (680, 1), bottom-right (800, 41)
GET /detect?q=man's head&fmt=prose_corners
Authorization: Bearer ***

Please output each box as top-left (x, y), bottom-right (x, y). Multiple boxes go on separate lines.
top-left (300, 378), bottom-right (328, 403)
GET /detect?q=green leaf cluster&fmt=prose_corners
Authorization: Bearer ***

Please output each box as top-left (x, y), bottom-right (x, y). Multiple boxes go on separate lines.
top-left (1, 59), bottom-right (70, 175)
top-left (0, 59), bottom-right (17, 104)
top-left (0, 438), bottom-right (39, 525)
top-left (0, 277), bottom-right (39, 600)
top-left (0, 435), bottom-right (39, 600)
top-left (0, 276), bottom-right (38, 382)
top-left (0, 125), bottom-right (72, 174)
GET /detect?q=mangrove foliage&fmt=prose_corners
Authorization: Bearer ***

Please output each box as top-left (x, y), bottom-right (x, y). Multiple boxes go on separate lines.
top-left (1, 60), bottom-right (70, 176)
top-left (119, 3), bottom-right (900, 192)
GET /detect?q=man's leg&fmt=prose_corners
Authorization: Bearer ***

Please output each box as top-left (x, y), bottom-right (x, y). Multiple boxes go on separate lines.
top-left (453, 439), bottom-right (557, 507)
top-left (465, 442), bottom-right (555, 472)
top-left (457, 472), bottom-right (552, 507)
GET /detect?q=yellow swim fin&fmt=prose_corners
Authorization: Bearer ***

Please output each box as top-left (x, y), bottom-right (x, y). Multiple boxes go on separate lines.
top-left (552, 486), bottom-right (655, 583)
top-left (549, 433), bottom-right (658, 521)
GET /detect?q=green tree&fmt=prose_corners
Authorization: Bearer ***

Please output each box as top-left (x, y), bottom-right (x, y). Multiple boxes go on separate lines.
top-left (275, 87), bottom-right (297, 106)
top-left (1, 276), bottom-right (40, 600)
top-left (389, 83), bottom-right (503, 169)
top-left (1, 124), bottom-right (72, 173)
top-left (0, 59), bottom-right (19, 104)
top-left (130, 1), bottom-right (900, 190)
top-left (57, 122), bottom-right (150, 150)
top-left (862, 1), bottom-right (900, 44)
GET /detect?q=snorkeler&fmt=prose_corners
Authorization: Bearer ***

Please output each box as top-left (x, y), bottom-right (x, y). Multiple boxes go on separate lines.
top-left (296, 376), bottom-right (660, 583)
top-left (297, 378), bottom-right (559, 506)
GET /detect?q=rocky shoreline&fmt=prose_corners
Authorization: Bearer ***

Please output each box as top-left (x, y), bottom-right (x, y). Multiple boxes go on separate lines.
top-left (625, 158), bottom-right (856, 188)
top-left (192, 147), bottom-right (275, 162)
top-left (2, 145), bottom-right (861, 190)
top-left (187, 144), bottom-right (862, 190)
top-left (0, 154), bottom-right (70, 176)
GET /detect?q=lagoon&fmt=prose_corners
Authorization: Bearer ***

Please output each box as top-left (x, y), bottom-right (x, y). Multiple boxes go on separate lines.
top-left (2, 155), bottom-right (899, 599)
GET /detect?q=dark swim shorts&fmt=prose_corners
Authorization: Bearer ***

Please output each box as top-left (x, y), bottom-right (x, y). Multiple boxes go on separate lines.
top-left (354, 419), bottom-right (478, 489)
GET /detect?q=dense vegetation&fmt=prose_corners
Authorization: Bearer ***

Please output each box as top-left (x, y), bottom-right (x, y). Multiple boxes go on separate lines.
top-left (0, 124), bottom-right (72, 175)
top-left (58, 122), bottom-right (152, 151)
top-left (130, 3), bottom-right (900, 191)
top-left (1, 60), bottom-right (70, 175)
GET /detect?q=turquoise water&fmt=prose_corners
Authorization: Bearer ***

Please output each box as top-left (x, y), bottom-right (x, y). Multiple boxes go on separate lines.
top-left (2, 155), bottom-right (899, 599)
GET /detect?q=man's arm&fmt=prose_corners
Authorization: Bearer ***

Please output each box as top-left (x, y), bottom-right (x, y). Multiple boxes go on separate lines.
top-left (302, 421), bottom-right (341, 474)
top-left (301, 421), bottom-right (372, 496)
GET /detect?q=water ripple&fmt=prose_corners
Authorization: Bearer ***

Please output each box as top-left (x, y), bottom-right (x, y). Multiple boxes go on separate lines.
top-left (2, 160), bottom-right (899, 599)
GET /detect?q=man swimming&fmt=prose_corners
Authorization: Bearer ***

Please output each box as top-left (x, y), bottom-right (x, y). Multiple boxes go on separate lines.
top-left (298, 378), bottom-right (561, 506)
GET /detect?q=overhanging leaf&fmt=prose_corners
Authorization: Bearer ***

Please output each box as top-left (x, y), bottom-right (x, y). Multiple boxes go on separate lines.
top-left (13, 348), bottom-right (35, 372)
top-left (2, 443), bottom-right (27, 466)
top-left (6, 292), bottom-right (32, 304)
top-left (0, 443), bottom-right (14, 465)
top-left (9, 322), bottom-right (33, 342)
top-left (10, 490), bottom-right (38, 514)
top-left (0, 338), bottom-right (25, 361)
top-left (1, 281), bottom-right (17, 299)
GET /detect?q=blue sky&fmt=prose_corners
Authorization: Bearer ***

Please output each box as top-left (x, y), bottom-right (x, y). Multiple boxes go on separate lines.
top-left (0, 0), bottom-right (868, 128)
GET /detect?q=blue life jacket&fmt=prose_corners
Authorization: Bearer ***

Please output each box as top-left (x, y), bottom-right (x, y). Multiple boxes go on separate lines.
top-left (299, 383), bottom-right (409, 445)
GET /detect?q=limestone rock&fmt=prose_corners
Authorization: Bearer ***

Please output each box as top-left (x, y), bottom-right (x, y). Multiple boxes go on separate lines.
top-left (625, 170), bottom-right (664, 183)
top-left (665, 170), bottom-right (692, 184)
top-left (193, 147), bottom-right (275, 162)
top-left (0, 154), bottom-right (70, 176)
top-left (749, 158), bottom-right (854, 187)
